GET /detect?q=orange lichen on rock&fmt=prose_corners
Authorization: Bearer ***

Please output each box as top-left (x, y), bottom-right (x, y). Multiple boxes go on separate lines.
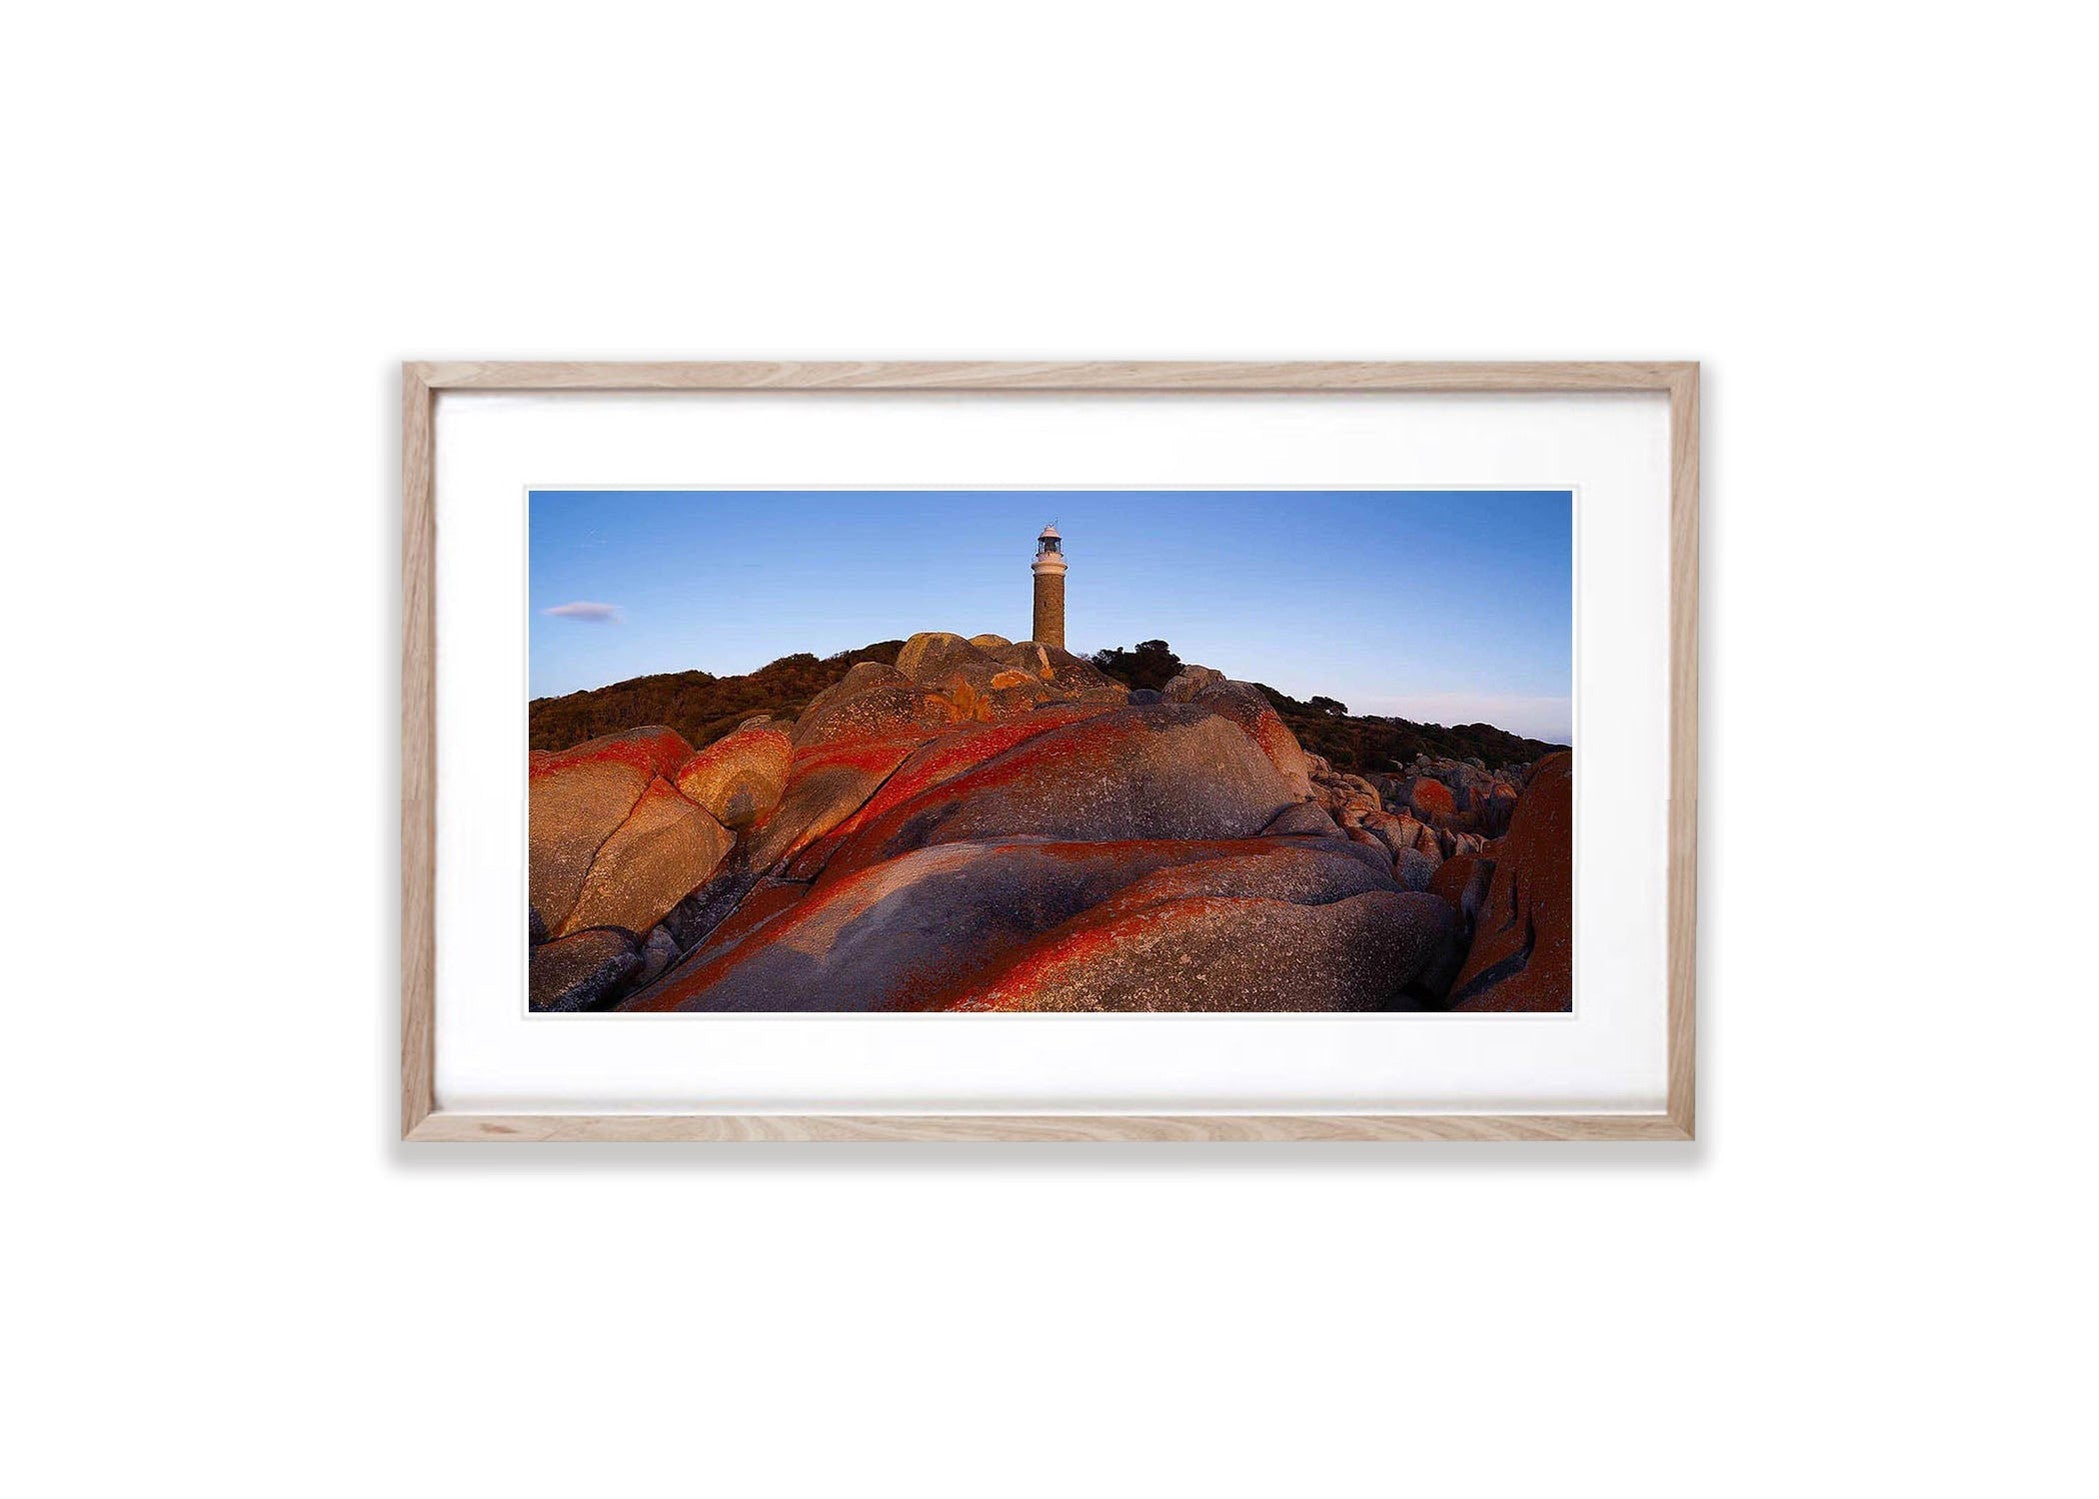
top-left (528, 726), bottom-right (697, 933)
top-left (531, 725), bottom-right (691, 784)
top-left (673, 717), bottom-right (791, 831)
top-left (1048, 842), bottom-right (1395, 926)
top-left (673, 875), bottom-right (812, 963)
top-left (791, 705), bottom-right (1105, 874)
top-left (791, 662), bottom-right (958, 749)
top-left (951, 888), bottom-right (1453, 1013)
top-left (1173, 678), bottom-right (1315, 802)
top-left (1408, 776), bottom-right (1456, 822)
top-left (1448, 752), bottom-right (1571, 1011)
top-left (737, 731), bottom-right (928, 874)
top-left (1428, 851), bottom-right (1484, 911)
top-left (891, 631), bottom-right (1100, 725)
top-left (813, 703), bottom-right (1300, 883)
top-left (622, 836), bottom-right (1403, 1013)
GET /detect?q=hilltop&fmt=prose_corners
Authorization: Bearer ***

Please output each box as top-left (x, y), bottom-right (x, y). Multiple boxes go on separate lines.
top-left (530, 637), bottom-right (1565, 774)
top-left (529, 641), bottom-right (905, 753)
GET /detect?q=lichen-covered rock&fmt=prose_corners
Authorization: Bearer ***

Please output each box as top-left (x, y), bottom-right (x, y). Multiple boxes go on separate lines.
top-left (633, 924), bottom-right (680, 987)
top-left (743, 733), bottom-right (927, 874)
top-left (894, 631), bottom-right (975, 681)
top-left (534, 725), bottom-right (692, 781)
top-left (1449, 752), bottom-right (1572, 1011)
top-left (782, 704), bottom-right (1111, 878)
top-left (1308, 755), bottom-right (1384, 820)
top-left (792, 661), bottom-right (957, 749)
top-left (1384, 811), bottom-right (1430, 856)
top-left (1409, 777), bottom-right (1456, 823)
top-left (1069, 843), bottom-right (1398, 919)
top-left (992, 641), bottom-right (1123, 694)
top-left (904, 632), bottom-right (1063, 722)
top-left (1260, 800), bottom-right (1339, 837)
top-left (1411, 851), bottom-right (1497, 1003)
top-left (658, 726), bottom-right (938, 951)
top-left (558, 777), bottom-right (733, 937)
top-left (675, 717), bottom-right (791, 830)
top-left (529, 726), bottom-right (695, 933)
top-left (1269, 832), bottom-right (1405, 881)
top-left (957, 888), bottom-right (1454, 1013)
top-left (1477, 781), bottom-right (1523, 837)
top-left (985, 640), bottom-right (1051, 678)
top-left (626, 837), bottom-right (1400, 1013)
top-left (1445, 830), bottom-right (1488, 860)
top-left (1394, 846), bottom-right (1439, 892)
top-left (968, 632), bottom-right (1012, 651)
top-left (813, 703), bottom-right (1300, 881)
top-left (681, 875), bottom-right (813, 955)
top-left (1387, 758), bottom-right (1534, 837)
top-left (1428, 851), bottom-right (1492, 917)
top-left (530, 927), bottom-right (643, 1013)
top-left (1181, 679), bottom-right (1314, 801)
top-left (1358, 809), bottom-right (1409, 861)
top-left (1160, 665), bottom-right (1226, 702)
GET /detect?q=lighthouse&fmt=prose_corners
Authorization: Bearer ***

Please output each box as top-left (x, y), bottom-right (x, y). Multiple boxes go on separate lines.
top-left (1031, 524), bottom-right (1067, 649)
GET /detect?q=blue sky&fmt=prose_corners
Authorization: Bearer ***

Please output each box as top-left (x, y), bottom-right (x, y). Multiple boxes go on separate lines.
top-left (530, 489), bottom-right (1573, 741)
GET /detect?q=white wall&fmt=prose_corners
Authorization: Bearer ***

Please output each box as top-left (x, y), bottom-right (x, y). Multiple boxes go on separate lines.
top-left (9, 4), bottom-right (2090, 1496)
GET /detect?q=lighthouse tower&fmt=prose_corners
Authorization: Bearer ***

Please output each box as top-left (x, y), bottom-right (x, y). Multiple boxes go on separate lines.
top-left (1030, 524), bottom-right (1067, 649)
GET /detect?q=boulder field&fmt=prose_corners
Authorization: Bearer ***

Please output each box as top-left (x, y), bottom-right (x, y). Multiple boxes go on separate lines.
top-left (525, 631), bottom-right (1572, 1014)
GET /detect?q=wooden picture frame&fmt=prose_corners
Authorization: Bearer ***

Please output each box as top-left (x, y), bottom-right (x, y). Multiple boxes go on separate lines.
top-left (402, 361), bottom-right (1698, 1141)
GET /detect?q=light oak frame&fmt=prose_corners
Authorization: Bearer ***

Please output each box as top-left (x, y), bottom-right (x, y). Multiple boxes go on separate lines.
top-left (402, 361), bottom-right (1699, 1142)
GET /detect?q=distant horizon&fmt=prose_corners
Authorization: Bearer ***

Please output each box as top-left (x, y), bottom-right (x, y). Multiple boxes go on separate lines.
top-left (530, 489), bottom-right (1574, 741)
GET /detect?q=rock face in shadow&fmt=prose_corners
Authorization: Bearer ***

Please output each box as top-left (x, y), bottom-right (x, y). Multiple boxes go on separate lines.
top-left (526, 639), bottom-right (1571, 1014)
top-left (1447, 751), bottom-right (1572, 1011)
top-left (530, 927), bottom-right (642, 1013)
top-left (653, 731), bottom-right (927, 952)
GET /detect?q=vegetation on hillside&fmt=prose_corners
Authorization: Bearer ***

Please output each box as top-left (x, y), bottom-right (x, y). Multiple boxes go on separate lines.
top-left (1085, 639), bottom-right (1184, 691)
top-left (1260, 696), bottom-right (1562, 775)
top-left (529, 641), bottom-right (903, 752)
top-left (531, 635), bottom-right (1566, 772)
top-left (1086, 640), bottom-right (1566, 773)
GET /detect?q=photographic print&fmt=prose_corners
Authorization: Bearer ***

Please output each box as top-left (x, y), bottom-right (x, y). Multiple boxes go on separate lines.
top-left (526, 489), bottom-right (1572, 1015)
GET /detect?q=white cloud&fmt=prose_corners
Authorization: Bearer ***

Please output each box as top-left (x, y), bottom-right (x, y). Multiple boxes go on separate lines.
top-left (543, 601), bottom-right (622, 623)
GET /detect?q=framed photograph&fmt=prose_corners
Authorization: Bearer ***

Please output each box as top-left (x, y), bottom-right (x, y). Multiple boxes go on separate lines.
top-left (402, 361), bottom-right (1697, 1140)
